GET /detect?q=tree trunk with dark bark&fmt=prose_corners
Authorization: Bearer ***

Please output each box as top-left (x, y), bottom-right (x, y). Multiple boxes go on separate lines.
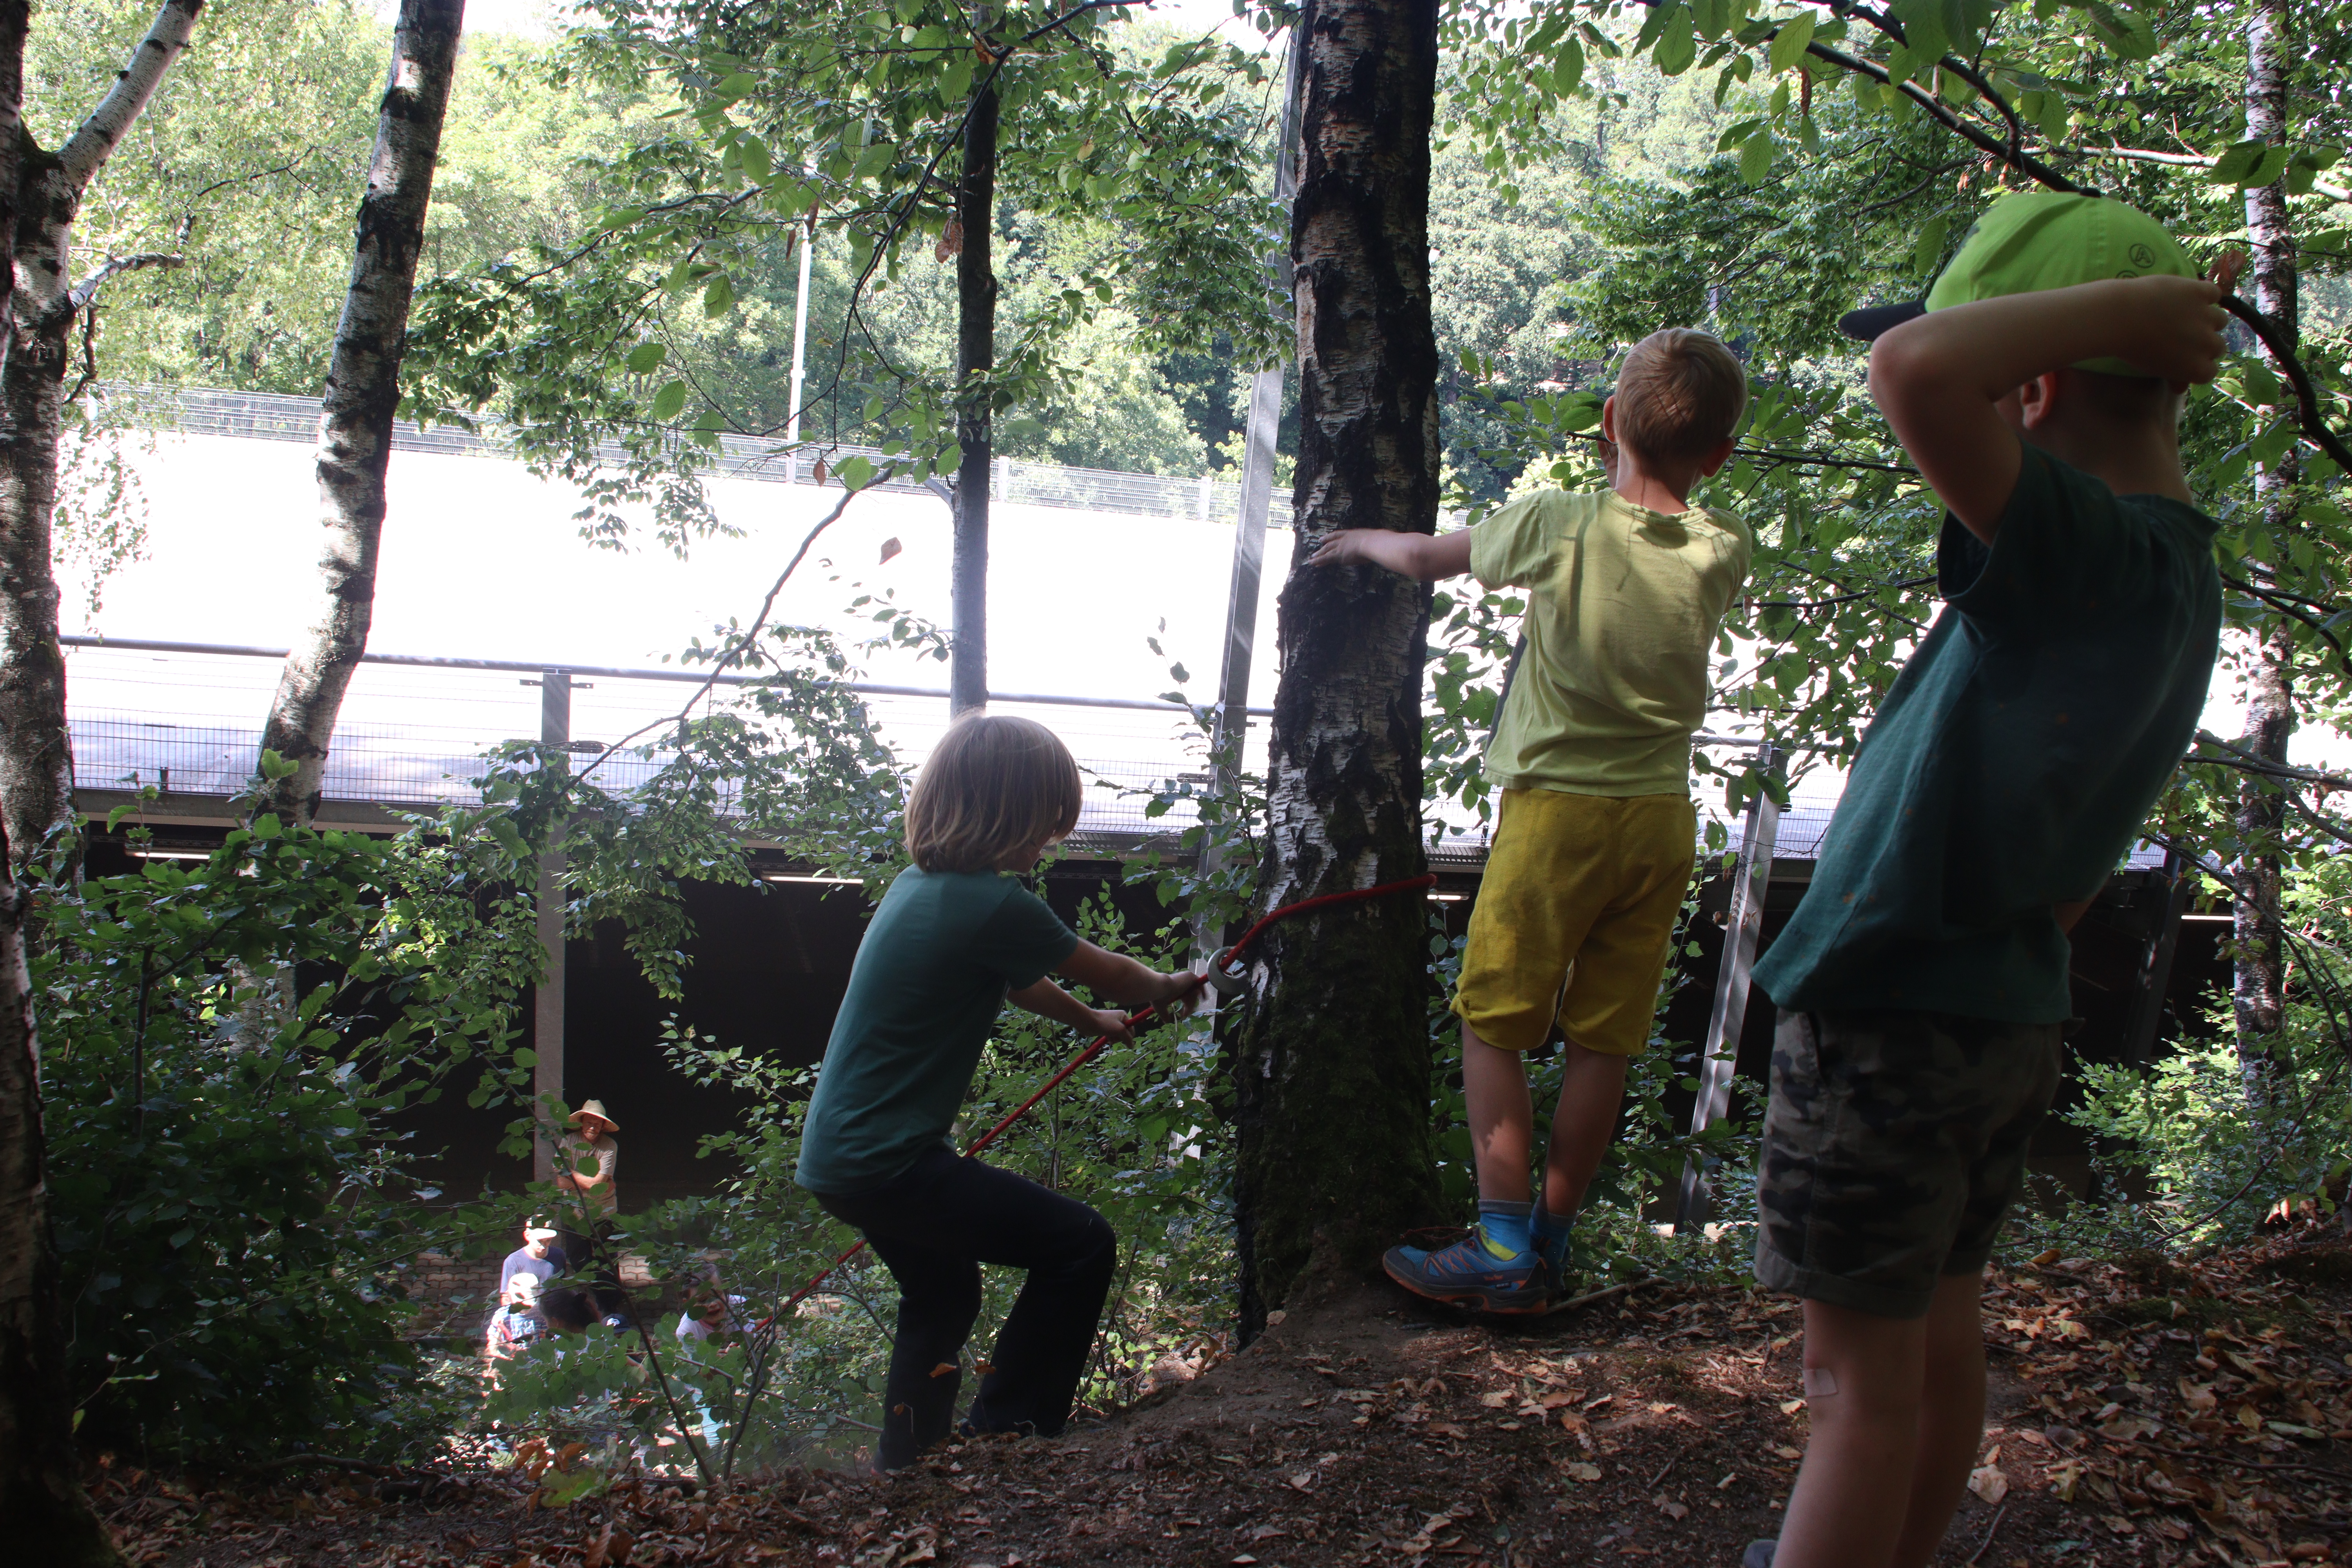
top-left (947, 65), bottom-right (999, 719)
top-left (0, 0), bottom-right (200, 871)
top-left (1227, 0), bottom-right (1443, 1331)
top-left (0, 813), bottom-right (116, 1564)
top-left (2235, 0), bottom-right (2297, 1096)
top-left (256, 0), bottom-right (463, 821)
top-left (0, 3), bottom-right (123, 1546)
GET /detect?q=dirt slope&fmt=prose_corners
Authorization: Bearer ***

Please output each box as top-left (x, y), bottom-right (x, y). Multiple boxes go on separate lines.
top-left (111, 1228), bottom-right (2352, 1567)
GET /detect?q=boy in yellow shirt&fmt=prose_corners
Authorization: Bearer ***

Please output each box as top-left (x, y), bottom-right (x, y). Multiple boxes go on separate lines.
top-left (1308, 328), bottom-right (1752, 1311)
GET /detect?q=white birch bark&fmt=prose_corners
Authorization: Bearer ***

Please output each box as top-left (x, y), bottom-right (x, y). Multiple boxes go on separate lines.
top-left (256, 0), bottom-right (465, 822)
top-left (2, 6), bottom-right (145, 1552)
top-left (0, 0), bottom-right (201, 869)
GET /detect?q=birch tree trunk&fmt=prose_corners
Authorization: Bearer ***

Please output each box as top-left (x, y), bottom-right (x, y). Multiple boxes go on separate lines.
top-left (0, 5), bottom-right (123, 1549)
top-left (2234, 0), bottom-right (2297, 1097)
top-left (1226, 0), bottom-right (1443, 1329)
top-left (256, 0), bottom-right (464, 821)
top-left (0, 0), bottom-right (200, 872)
top-left (948, 67), bottom-right (1000, 718)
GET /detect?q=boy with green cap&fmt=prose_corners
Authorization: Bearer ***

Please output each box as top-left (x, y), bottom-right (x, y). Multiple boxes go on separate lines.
top-left (1741, 192), bottom-right (2230, 1568)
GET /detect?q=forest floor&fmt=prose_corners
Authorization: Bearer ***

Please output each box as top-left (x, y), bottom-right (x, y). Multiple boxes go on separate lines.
top-left (111, 1221), bottom-right (2352, 1568)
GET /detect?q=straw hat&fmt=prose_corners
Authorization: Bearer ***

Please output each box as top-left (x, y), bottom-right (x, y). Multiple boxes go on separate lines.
top-left (567, 1099), bottom-right (619, 1132)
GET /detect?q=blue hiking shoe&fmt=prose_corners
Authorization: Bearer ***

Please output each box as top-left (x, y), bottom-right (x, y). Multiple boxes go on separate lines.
top-left (1382, 1228), bottom-right (1550, 1315)
top-left (1531, 1214), bottom-right (1579, 1298)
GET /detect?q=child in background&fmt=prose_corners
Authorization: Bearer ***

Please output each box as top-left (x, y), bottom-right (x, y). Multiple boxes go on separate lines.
top-left (1743, 193), bottom-right (2228, 1568)
top-left (795, 714), bottom-right (1203, 1470)
top-left (1308, 327), bottom-right (1753, 1312)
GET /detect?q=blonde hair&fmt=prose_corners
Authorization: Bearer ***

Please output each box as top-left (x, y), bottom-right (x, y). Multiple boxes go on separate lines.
top-left (1613, 328), bottom-right (1748, 466)
top-left (904, 715), bottom-right (1083, 873)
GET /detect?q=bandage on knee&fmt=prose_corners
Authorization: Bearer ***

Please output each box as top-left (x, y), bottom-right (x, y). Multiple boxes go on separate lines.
top-left (1802, 1367), bottom-right (1839, 1398)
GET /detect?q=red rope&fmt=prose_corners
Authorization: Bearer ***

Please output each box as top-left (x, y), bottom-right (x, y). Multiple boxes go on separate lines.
top-left (763, 869), bottom-right (1436, 1324)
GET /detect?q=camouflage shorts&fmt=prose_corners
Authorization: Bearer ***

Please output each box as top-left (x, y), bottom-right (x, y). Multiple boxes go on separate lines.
top-left (1754, 1009), bottom-right (2063, 1319)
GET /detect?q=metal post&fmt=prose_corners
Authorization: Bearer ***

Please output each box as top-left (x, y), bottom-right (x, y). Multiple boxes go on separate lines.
top-left (1193, 27), bottom-right (1304, 982)
top-left (531, 670), bottom-right (570, 1184)
top-left (1674, 745), bottom-right (1783, 1232)
top-left (2122, 851), bottom-right (2191, 1067)
top-left (786, 189), bottom-right (815, 479)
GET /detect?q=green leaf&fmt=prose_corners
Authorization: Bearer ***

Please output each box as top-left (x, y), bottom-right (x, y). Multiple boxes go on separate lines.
top-left (2209, 140), bottom-right (2267, 186)
top-left (739, 135), bottom-right (772, 182)
top-left (2082, 0), bottom-right (2157, 59)
top-left (1653, 8), bottom-right (1699, 75)
top-left (1915, 212), bottom-right (1950, 277)
top-left (1738, 129), bottom-right (1775, 184)
top-left (1768, 9), bottom-right (1816, 74)
top-left (837, 455), bottom-right (877, 490)
top-left (702, 273), bottom-right (736, 317)
top-left (1692, 0), bottom-right (1732, 41)
top-left (625, 342), bottom-right (666, 375)
top-left (1717, 117), bottom-right (1765, 152)
top-left (712, 71), bottom-right (757, 101)
top-left (651, 380), bottom-right (688, 422)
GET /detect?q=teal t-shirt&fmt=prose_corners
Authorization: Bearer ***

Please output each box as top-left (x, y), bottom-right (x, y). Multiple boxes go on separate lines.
top-left (1752, 448), bottom-right (2220, 1024)
top-left (795, 867), bottom-right (1079, 1193)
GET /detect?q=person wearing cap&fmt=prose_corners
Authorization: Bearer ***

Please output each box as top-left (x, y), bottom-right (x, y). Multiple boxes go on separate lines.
top-left (498, 1221), bottom-right (570, 1303)
top-left (484, 1270), bottom-right (545, 1367)
top-left (1742, 192), bottom-right (2229, 1568)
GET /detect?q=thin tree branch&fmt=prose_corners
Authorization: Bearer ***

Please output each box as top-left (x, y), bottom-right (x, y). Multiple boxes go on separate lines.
top-left (571, 471), bottom-right (890, 785)
top-left (2220, 571), bottom-right (2352, 675)
top-left (2193, 729), bottom-right (2352, 790)
top-left (2218, 293), bottom-right (2352, 476)
top-left (66, 251), bottom-right (182, 315)
top-left (57, 0), bottom-right (204, 190)
top-left (2075, 144), bottom-right (2352, 203)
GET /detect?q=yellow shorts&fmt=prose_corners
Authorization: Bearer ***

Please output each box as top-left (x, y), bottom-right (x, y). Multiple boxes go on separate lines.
top-left (1453, 788), bottom-right (1697, 1057)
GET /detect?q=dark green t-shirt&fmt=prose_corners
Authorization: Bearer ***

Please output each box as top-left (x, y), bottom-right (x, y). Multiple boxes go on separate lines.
top-left (795, 867), bottom-right (1079, 1193)
top-left (1753, 448), bottom-right (2220, 1023)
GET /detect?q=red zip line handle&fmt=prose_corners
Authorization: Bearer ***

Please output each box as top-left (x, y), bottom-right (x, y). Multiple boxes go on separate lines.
top-left (764, 871), bottom-right (1439, 1325)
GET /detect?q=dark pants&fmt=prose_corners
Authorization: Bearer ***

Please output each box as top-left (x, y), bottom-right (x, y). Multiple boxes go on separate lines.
top-left (816, 1147), bottom-right (1118, 1470)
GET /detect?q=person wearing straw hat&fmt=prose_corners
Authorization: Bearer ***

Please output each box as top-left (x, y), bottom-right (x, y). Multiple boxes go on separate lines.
top-left (555, 1101), bottom-right (621, 1274)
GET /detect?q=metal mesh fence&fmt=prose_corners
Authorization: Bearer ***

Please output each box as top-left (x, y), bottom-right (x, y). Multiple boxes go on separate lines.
top-left (67, 642), bottom-right (1244, 845)
top-left (92, 384), bottom-right (1301, 527)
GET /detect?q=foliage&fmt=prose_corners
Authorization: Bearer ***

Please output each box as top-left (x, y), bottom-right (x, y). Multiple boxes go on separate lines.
top-left (42, 800), bottom-right (544, 1459)
top-left (401, 0), bottom-right (1282, 551)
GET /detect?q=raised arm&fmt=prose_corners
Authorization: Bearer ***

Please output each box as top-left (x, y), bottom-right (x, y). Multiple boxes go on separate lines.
top-left (1867, 275), bottom-right (2225, 543)
top-left (1007, 940), bottom-right (1204, 1045)
top-left (1305, 526), bottom-right (1475, 581)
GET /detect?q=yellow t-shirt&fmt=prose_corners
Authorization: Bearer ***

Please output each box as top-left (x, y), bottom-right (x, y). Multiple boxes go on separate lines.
top-left (1470, 489), bottom-right (1753, 798)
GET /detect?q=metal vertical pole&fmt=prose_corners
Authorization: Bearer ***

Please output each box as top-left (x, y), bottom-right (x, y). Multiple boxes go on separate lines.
top-left (786, 190), bottom-right (815, 476)
top-left (532, 670), bottom-right (570, 1184)
top-left (1194, 31), bottom-right (1304, 984)
top-left (1674, 744), bottom-right (1783, 1232)
top-left (2122, 851), bottom-right (2191, 1067)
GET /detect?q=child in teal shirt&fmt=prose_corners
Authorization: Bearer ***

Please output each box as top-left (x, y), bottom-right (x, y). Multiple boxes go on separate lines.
top-left (797, 714), bottom-right (1201, 1469)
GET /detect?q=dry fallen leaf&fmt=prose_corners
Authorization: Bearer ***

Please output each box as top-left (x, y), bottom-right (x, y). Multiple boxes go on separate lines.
top-left (1968, 1465), bottom-right (2009, 1506)
top-left (930, 1362), bottom-right (958, 1379)
top-left (1560, 1462), bottom-right (1602, 1482)
top-left (1479, 1390), bottom-right (1514, 1408)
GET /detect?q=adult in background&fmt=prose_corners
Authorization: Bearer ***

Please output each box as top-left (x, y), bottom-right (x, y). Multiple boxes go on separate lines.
top-left (555, 1100), bottom-right (621, 1275)
top-left (498, 1220), bottom-right (569, 1302)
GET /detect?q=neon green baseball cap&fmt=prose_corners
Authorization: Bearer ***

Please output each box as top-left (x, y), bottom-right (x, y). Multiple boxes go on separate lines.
top-left (1839, 191), bottom-right (2198, 375)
